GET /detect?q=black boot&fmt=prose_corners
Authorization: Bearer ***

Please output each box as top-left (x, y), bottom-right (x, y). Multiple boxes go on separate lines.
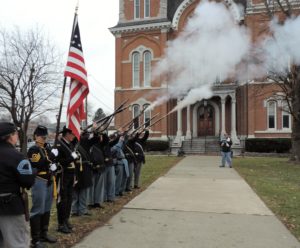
top-left (65, 219), bottom-right (73, 230)
top-left (57, 223), bottom-right (72, 234)
top-left (40, 212), bottom-right (57, 243)
top-left (30, 215), bottom-right (46, 248)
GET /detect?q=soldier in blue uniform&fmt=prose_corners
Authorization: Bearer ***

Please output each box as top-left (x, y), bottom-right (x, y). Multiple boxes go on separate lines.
top-left (27, 125), bottom-right (58, 247)
top-left (56, 126), bottom-right (79, 234)
top-left (0, 122), bottom-right (35, 248)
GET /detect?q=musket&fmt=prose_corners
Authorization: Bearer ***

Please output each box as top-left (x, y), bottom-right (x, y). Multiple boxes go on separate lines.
top-left (121, 105), bottom-right (149, 130)
top-left (141, 112), bottom-right (171, 131)
top-left (84, 99), bottom-right (129, 131)
top-left (94, 104), bottom-right (130, 133)
top-left (130, 112), bottom-right (160, 136)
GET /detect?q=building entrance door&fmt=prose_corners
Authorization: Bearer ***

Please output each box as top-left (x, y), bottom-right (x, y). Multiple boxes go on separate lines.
top-left (197, 105), bottom-right (214, 136)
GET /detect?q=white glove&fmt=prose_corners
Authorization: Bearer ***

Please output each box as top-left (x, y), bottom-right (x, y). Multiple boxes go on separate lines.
top-left (71, 152), bottom-right (78, 159)
top-left (50, 163), bottom-right (57, 172)
top-left (51, 148), bottom-right (59, 157)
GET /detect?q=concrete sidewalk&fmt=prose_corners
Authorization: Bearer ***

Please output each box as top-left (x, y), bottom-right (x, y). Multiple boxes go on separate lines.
top-left (74, 156), bottom-right (300, 248)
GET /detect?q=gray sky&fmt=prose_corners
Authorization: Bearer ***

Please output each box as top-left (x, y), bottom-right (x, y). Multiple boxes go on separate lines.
top-left (0, 0), bottom-right (119, 120)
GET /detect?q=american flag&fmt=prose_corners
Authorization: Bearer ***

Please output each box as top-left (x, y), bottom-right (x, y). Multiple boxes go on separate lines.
top-left (64, 13), bottom-right (89, 140)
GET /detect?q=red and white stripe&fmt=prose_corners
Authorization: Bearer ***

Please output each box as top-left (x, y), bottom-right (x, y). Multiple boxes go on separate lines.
top-left (64, 17), bottom-right (89, 140)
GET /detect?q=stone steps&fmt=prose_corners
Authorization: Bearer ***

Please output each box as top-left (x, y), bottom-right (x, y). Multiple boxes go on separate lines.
top-left (182, 137), bottom-right (220, 154)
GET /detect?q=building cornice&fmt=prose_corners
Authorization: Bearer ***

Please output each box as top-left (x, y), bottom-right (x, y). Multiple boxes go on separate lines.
top-left (109, 21), bottom-right (172, 36)
top-left (246, 2), bottom-right (300, 14)
top-left (115, 86), bottom-right (168, 92)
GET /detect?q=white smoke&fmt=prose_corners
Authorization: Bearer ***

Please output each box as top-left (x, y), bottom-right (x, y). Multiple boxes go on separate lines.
top-left (171, 85), bottom-right (213, 113)
top-left (263, 16), bottom-right (300, 73)
top-left (152, 0), bottom-right (250, 110)
top-left (150, 1), bottom-right (300, 112)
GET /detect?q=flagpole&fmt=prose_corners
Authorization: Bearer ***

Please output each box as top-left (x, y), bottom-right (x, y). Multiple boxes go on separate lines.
top-left (54, 6), bottom-right (79, 146)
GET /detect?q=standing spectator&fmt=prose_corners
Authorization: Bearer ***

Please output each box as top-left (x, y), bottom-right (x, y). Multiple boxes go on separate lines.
top-left (220, 133), bottom-right (233, 168)
top-left (28, 125), bottom-right (57, 247)
top-left (0, 122), bottom-right (35, 248)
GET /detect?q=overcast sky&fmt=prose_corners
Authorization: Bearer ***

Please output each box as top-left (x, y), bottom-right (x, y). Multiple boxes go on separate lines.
top-left (0, 0), bottom-right (119, 121)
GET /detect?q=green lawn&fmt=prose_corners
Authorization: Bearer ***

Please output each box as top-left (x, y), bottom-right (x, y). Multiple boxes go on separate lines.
top-left (233, 157), bottom-right (300, 241)
top-left (46, 155), bottom-right (182, 247)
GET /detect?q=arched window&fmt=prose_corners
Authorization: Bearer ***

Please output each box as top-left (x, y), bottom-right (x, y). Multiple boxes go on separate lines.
top-left (282, 101), bottom-right (291, 129)
top-left (132, 105), bottom-right (140, 129)
top-left (143, 104), bottom-right (151, 127)
top-left (132, 52), bottom-right (140, 88)
top-left (144, 0), bottom-right (150, 18)
top-left (134, 0), bottom-right (140, 19)
top-left (143, 51), bottom-right (151, 87)
top-left (267, 101), bottom-right (276, 129)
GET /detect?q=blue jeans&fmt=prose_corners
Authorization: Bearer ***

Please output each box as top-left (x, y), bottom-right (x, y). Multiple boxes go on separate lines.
top-left (221, 151), bottom-right (232, 167)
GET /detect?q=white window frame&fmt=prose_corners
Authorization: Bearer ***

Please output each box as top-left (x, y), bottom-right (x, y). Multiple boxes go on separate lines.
top-left (281, 101), bottom-right (291, 130)
top-left (132, 52), bottom-right (140, 88)
top-left (267, 100), bottom-right (277, 130)
top-left (143, 104), bottom-right (151, 127)
top-left (144, 0), bottom-right (150, 18)
top-left (143, 51), bottom-right (151, 87)
top-left (134, 0), bottom-right (140, 19)
top-left (132, 104), bottom-right (140, 129)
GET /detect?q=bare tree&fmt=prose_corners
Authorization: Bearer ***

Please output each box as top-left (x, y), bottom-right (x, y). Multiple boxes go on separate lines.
top-left (0, 26), bottom-right (62, 153)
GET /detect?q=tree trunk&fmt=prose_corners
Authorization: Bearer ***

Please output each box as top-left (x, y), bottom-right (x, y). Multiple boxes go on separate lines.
top-left (291, 67), bottom-right (300, 163)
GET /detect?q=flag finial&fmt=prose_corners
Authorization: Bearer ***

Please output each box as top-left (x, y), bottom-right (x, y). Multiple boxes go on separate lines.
top-left (75, 0), bottom-right (79, 13)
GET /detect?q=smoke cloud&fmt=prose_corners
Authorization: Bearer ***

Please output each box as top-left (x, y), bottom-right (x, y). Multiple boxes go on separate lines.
top-left (150, 1), bottom-right (300, 112)
top-left (152, 0), bottom-right (250, 110)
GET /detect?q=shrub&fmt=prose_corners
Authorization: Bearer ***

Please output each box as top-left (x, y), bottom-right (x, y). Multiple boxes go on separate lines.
top-left (245, 138), bottom-right (291, 153)
top-left (145, 140), bottom-right (169, 152)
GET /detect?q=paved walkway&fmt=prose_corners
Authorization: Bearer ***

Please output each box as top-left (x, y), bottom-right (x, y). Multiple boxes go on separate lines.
top-left (74, 156), bottom-right (300, 248)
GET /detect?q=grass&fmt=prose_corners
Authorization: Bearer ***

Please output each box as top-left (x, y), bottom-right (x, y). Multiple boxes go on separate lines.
top-left (233, 157), bottom-right (300, 241)
top-left (45, 155), bottom-right (182, 247)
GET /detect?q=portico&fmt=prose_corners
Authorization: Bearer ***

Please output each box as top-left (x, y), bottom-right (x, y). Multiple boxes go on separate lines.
top-left (175, 86), bottom-right (240, 145)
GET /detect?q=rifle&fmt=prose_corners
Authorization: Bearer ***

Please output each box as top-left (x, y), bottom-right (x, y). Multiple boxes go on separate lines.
top-left (94, 104), bottom-right (129, 133)
top-left (141, 112), bottom-right (171, 131)
top-left (130, 112), bottom-right (159, 136)
top-left (84, 99), bottom-right (129, 131)
top-left (121, 105), bottom-right (149, 130)
top-left (21, 188), bottom-right (29, 222)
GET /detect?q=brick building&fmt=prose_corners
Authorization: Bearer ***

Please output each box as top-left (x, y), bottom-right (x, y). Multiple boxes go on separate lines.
top-left (109, 0), bottom-right (299, 153)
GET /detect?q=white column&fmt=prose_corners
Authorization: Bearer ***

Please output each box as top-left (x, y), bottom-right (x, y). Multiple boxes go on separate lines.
top-left (186, 105), bottom-right (192, 139)
top-left (176, 108), bottom-right (182, 137)
top-left (231, 97), bottom-right (239, 144)
top-left (221, 96), bottom-right (226, 135)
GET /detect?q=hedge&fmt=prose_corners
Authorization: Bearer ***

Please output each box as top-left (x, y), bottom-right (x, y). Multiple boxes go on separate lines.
top-left (245, 138), bottom-right (291, 153)
top-left (145, 140), bottom-right (169, 152)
